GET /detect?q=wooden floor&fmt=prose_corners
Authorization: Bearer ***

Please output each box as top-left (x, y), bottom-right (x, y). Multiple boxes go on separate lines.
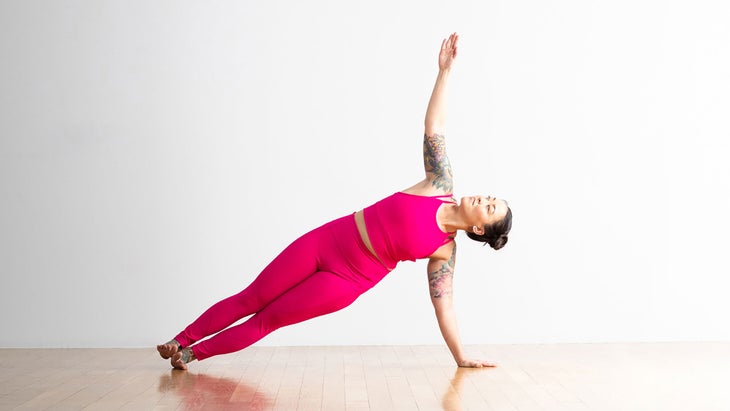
top-left (1, 343), bottom-right (729, 410)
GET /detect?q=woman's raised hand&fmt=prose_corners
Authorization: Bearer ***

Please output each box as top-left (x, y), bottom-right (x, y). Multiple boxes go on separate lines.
top-left (438, 32), bottom-right (459, 71)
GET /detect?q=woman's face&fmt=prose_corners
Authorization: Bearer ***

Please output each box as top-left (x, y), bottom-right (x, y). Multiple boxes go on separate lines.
top-left (459, 195), bottom-right (509, 231)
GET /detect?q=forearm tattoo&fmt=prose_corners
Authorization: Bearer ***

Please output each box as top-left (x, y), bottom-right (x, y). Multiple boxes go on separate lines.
top-left (423, 133), bottom-right (454, 192)
top-left (429, 244), bottom-right (456, 298)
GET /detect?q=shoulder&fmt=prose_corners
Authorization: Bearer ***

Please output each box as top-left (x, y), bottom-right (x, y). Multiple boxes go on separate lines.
top-left (401, 180), bottom-right (453, 197)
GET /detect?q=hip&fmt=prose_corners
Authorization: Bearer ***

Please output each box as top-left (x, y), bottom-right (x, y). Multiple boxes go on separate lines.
top-left (319, 214), bottom-right (393, 285)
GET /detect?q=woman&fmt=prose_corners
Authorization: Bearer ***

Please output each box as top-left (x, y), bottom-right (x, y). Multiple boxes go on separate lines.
top-left (158, 33), bottom-right (512, 370)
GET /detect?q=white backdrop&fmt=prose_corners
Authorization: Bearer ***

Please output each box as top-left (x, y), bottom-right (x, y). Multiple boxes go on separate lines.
top-left (1, 1), bottom-right (729, 348)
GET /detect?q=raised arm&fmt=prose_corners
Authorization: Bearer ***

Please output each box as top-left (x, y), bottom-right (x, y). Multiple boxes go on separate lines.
top-left (427, 242), bottom-right (496, 368)
top-left (423, 33), bottom-right (458, 193)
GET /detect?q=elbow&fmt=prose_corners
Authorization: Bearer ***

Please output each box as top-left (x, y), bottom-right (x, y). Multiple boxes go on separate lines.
top-left (424, 123), bottom-right (445, 137)
top-left (432, 297), bottom-right (454, 313)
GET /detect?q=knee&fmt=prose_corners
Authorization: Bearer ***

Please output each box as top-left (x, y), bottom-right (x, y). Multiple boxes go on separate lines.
top-left (248, 311), bottom-right (284, 337)
top-left (229, 289), bottom-right (266, 314)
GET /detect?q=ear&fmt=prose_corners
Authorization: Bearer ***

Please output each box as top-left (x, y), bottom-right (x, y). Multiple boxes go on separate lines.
top-left (472, 225), bottom-right (484, 235)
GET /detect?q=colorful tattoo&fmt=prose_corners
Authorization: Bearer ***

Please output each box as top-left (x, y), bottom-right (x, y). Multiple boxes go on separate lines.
top-left (423, 133), bottom-right (454, 192)
top-left (428, 244), bottom-right (456, 298)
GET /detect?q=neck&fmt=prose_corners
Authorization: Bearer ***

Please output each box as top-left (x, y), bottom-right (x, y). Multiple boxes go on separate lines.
top-left (439, 203), bottom-right (470, 233)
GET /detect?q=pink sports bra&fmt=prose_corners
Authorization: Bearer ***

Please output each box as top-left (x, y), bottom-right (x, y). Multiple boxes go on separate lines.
top-left (362, 192), bottom-right (456, 269)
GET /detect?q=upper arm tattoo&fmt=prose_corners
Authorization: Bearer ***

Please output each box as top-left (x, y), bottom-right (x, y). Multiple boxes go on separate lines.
top-left (423, 133), bottom-right (454, 192)
top-left (428, 243), bottom-right (456, 299)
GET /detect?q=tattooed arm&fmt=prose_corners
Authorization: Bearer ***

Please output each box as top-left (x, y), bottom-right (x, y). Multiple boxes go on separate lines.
top-left (428, 243), bottom-right (467, 365)
top-left (423, 33), bottom-right (458, 193)
top-left (428, 242), bottom-right (497, 368)
top-left (422, 132), bottom-right (453, 193)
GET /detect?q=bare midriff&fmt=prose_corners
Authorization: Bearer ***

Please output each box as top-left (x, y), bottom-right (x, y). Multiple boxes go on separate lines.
top-left (354, 210), bottom-right (389, 269)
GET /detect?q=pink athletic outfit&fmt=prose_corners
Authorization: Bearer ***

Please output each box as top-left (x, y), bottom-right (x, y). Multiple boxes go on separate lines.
top-left (174, 192), bottom-right (455, 360)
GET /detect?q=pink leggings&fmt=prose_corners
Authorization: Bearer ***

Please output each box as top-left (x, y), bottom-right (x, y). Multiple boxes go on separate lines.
top-left (174, 214), bottom-right (391, 361)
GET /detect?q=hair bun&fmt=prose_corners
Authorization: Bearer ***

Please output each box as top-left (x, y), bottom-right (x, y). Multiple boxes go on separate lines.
top-left (490, 234), bottom-right (509, 250)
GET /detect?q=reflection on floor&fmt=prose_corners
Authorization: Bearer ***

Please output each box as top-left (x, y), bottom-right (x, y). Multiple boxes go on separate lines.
top-left (1, 343), bottom-right (729, 410)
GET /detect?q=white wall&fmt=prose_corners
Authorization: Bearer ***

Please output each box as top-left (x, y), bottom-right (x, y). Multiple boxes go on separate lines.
top-left (1, 0), bottom-right (728, 348)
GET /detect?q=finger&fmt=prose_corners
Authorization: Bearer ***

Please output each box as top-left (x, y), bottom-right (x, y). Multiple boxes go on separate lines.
top-left (441, 38), bottom-right (447, 50)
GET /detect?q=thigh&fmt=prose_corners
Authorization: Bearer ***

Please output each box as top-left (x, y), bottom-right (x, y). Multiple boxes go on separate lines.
top-left (237, 224), bottom-right (328, 308)
top-left (255, 270), bottom-right (365, 330)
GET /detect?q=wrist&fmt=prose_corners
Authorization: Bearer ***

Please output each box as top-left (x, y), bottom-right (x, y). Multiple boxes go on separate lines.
top-left (453, 352), bottom-right (466, 365)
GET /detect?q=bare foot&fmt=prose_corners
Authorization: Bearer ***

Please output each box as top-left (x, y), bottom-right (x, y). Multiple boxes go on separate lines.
top-left (157, 339), bottom-right (180, 359)
top-left (171, 347), bottom-right (195, 370)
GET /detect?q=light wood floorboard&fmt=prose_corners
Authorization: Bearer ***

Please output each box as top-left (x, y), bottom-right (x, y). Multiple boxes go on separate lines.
top-left (0, 343), bottom-right (729, 410)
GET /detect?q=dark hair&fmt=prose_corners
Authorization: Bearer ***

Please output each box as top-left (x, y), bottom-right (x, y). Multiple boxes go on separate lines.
top-left (466, 207), bottom-right (512, 250)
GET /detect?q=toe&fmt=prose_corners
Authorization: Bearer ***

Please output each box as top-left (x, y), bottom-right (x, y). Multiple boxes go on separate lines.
top-left (170, 352), bottom-right (187, 370)
top-left (157, 343), bottom-right (178, 359)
